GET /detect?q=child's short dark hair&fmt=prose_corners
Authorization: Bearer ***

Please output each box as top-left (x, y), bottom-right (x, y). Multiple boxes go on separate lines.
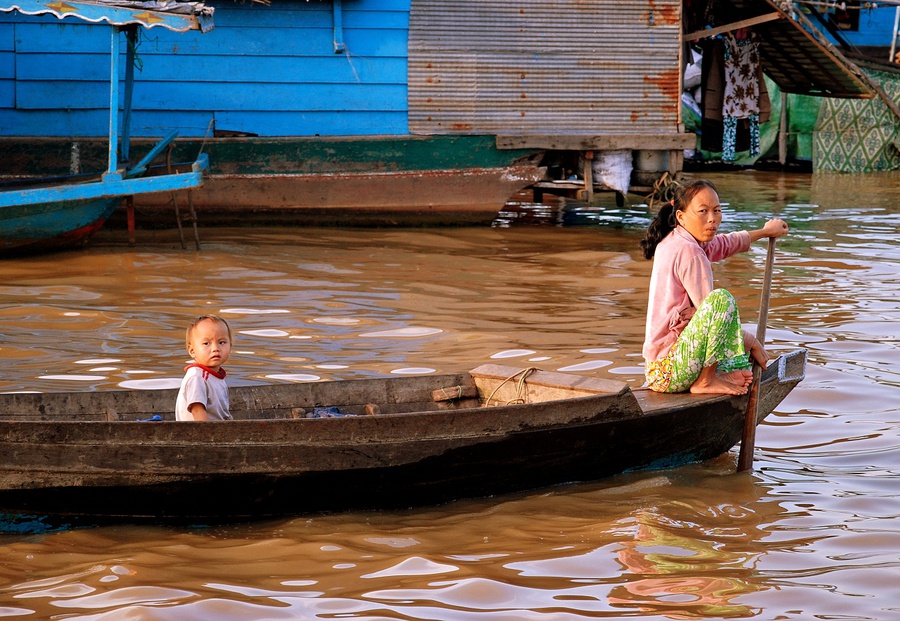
top-left (185, 315), bottom-right (233, 347)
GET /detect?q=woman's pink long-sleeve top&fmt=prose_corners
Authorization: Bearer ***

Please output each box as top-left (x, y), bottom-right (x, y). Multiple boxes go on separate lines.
top-left (643, 225), bottom-right (751, 362)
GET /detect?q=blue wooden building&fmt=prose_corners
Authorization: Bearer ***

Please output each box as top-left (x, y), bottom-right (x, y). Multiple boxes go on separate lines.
top-left (807, 1), bottom-right (899, 57)
top-left (1, 0), bottom-right (409, 139)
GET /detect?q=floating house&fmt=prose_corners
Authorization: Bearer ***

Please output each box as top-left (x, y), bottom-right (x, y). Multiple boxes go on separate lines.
top-left (0, 0), bottom-right (877, 226)
top-left (683, 1), bottom-right (900, 173)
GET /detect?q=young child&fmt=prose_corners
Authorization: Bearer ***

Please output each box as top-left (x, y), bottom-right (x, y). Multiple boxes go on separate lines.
top-left (175, 315), bottom-right (233, 421)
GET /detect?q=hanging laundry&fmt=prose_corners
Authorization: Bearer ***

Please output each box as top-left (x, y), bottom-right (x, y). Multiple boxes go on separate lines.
top-left (722, 30), bottom-right (762, 161)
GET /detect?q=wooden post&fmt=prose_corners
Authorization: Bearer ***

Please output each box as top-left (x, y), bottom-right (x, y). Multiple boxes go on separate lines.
top-left (890, 6), bottom-right (900, 62)
top-left (126, 195), bottom-right (135, 246)
top-left (778, 91), bottom-right (788, 166)
top-left (106, 28), bottom-right (120, 177)
top-left (582, 150), bottom-right (594, 203)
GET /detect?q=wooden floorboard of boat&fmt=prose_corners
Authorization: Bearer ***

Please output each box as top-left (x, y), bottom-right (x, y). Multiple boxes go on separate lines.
top-left (632, 387), bottom-right (733, 414)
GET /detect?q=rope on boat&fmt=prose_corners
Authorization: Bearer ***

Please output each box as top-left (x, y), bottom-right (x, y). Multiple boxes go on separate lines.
top-left (196, 118), bottom-right (215, 160)
top-left (645, 172), bottom-right (683, 211)
top-left (438, 385), bottom-right (464, 400)
top-left (483, 367), bottom-right (538, 407)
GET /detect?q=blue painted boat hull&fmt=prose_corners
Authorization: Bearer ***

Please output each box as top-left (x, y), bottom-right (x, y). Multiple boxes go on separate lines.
top-left (0, 195), bottom-right (122, 254)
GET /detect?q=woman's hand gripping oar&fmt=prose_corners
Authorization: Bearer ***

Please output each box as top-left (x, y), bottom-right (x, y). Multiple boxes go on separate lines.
top-left (738, 236), bottom-right (776, 472)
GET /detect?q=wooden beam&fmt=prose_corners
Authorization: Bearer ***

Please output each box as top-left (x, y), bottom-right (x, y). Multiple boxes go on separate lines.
top-left (684, 12), bottom-right (783, 42)
top-left (496, 134), bottom-right (697, 151)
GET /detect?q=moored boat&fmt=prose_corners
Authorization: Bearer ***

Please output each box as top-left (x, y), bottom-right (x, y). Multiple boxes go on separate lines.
top-left (0, 145), bottom-right (208, 254)
top-left (0, 350), bottom-right (806, 527)
top-left (0, 186), bottom-right (123, 254)
top-left (0, 0), bottom-right (212, 254)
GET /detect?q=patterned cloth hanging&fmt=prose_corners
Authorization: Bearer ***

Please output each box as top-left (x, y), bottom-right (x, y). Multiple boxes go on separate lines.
top-left (722, 31), bottom-right (762, 161)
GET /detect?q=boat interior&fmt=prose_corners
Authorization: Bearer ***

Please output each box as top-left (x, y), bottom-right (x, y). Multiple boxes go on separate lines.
top-left (0, 351), bottom-right (806, 423)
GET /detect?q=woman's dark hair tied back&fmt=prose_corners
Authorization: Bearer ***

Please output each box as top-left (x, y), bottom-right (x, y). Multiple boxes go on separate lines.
top-left (640, 203), bottom-right (673, 260)
top-left (665, 201), bottom-right (677, 227)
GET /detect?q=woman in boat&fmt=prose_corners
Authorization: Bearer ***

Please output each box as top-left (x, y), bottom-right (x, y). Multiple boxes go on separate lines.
top-left (640, 179), bottom-right (788, 395)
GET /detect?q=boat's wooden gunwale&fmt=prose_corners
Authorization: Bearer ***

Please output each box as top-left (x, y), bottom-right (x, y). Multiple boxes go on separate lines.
top-left (0, 390), bottom-right (643, 443)
top-left (0, 364), bottom-right (632, 423)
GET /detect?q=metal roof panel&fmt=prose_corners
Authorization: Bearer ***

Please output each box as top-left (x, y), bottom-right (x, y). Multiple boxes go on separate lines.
top-left (0, 0), bottom-right (214, 32)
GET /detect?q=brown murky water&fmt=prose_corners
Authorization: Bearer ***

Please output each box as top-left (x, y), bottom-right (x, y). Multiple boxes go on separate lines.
top-left (1, 170), bottom-right (898, 619)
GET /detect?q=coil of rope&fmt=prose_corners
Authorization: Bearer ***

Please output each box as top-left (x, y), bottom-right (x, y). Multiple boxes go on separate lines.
top-left (646, 172), bottom-right (683, 211)
top-left (483, 367), bottom-right (538, 407)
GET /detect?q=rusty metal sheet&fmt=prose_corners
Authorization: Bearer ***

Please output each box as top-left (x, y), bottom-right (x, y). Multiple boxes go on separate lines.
top-left (0, 0), bottom-right (213, 32)
top-left (408, 0), bottom-right (683, 137)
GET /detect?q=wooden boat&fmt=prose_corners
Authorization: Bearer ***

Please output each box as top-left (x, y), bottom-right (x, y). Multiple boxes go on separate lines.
top-left (0, 349), bottom-right (806, 527)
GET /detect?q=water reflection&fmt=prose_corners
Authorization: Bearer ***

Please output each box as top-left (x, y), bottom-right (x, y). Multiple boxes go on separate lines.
top-left (0, 460), bottom-right (800, 620)
top-left (609, 509), bottom-right (762, 618)
top-left (0, 224), bottom-right (658, 393)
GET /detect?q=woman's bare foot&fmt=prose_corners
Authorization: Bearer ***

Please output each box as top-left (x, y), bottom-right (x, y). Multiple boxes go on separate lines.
top-left (689, 366), bottom-right (753, 395)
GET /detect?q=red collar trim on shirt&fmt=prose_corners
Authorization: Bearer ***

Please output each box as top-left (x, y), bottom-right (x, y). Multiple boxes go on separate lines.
top-left (184, 363), bottom-right (226, 380)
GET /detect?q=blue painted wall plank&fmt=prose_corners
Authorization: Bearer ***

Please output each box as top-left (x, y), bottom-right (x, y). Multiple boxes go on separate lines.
top-left (17, 82), bottom-right (406, 111)
top-left (13, 23), bottom-right (408, 57)
top-left (0, 53), bottom-right (12, 80)
top-left (15, 53), bottom-right (109, 81)
top-left (211, 6), bottom-right (410, 29)
top-left (16, 54), bottom-right (407, 85)
top-left (343, 0), bottom-right (410, 10)
top-left (0, 22), bottom-right (12, 112)
top-left (212, 110), bottom-right (408, 135)
top-left (0, 109), bottom-right (408, 137)
top-left (0, 109), bottom-right (210, 136)
top-left (0, 19), bottom-right (12, 109)
top-left (0, 23), bottom-right (13, 52)
top-left (0, 82), bottom-right (12, 108)
top-left (0, 0), bottom-right (412, 138)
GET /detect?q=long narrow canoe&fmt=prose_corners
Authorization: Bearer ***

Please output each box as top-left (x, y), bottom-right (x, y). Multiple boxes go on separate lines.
top-left (0, 350), bottom-right (806, 526)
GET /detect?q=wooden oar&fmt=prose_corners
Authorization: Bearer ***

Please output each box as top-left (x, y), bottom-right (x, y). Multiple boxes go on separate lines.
top-left (737, 236), bottom-right (776, 472)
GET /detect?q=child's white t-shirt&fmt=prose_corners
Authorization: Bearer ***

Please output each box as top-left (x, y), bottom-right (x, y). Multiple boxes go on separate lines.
top-left (175, 365), bottom-right (231, 421)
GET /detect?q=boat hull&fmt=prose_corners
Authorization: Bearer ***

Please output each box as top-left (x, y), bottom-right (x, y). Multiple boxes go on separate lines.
top-left (0, 195), bottom-right (121, 254)
top-left (1, 136), bottom-right (544, 227)
top-left (0, 351), bottom-right (806, 525)
top-left (130, 165), bottom-right (544, 226)
top-left (0, 396), bottom-right (766, 522)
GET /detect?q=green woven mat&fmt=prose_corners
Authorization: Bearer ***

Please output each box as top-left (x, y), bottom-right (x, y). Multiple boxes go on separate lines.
top-left (814, 69), bottom-right (900, 172)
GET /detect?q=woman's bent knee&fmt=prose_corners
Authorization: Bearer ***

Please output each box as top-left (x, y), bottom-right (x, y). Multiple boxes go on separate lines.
top-left (706, 288), bottom-right (736, 305)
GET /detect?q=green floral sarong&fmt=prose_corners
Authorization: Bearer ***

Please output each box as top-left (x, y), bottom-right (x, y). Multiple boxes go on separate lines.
top-left (645, 289), bottom-right (750, 393)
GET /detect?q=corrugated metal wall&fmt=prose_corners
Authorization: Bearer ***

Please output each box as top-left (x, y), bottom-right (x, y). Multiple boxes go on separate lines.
top-left (408, 0), bottom-right (682, 136)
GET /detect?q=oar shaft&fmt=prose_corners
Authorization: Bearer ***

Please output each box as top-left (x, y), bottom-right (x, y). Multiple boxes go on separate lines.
top-left (757, 237), bottom-right (776, 343)
top-left (738, 236), bottom-right (777, 472)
